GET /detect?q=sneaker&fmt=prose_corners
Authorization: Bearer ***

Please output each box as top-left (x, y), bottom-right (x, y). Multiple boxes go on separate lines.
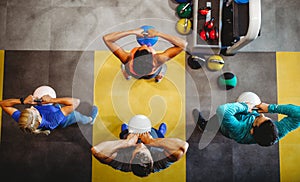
top-left (192, 109), bottom-right (207, 131)
top-left (89, 106), bottom-right (98, 125)
top-left (121, 64), bottom-right (132, 80)
top-left (155, 64), bottom-right (167, 83)
top-left (158, 123), bottom-right (167, 136)
top-left (121, 123), bottom-right (128, 131)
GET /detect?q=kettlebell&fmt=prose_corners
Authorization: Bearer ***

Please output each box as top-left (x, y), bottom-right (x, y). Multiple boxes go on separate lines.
top-left (176, 18), bottom-right (192, 35)
top-left (205, 18), bottom-right (215, 29)
top-left (200, 29), bottom-right (209, 41)
top-left (177, 3), bottom-right (192, 18)
top-left (187, 55), bottom-right (206, 69)
top-left (209, 27), bottom-right (219, 40)
top-left (198, 7), bottom-right (211, 16)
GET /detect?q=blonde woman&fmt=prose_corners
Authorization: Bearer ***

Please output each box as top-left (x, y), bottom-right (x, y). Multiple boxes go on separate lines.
top-left (0, 94), bottom-right (98, 135)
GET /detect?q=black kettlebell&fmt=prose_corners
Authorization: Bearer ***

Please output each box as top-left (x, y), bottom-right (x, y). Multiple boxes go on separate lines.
top-left (187, 55), bottom-right (206, 69)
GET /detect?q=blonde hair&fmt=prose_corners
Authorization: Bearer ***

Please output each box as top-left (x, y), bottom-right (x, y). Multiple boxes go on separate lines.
top-left (18, 108), bottom-right (50, 135)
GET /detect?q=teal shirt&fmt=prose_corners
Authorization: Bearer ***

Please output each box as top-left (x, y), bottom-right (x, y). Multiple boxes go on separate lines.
top-left (269, 104), bottom-right (300, 139)
top-left (216, 103), bottom-right (300, 144)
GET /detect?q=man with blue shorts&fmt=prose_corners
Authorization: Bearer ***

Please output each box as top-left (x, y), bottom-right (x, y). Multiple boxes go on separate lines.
top-left (91, 115), bottom-right (189, 177)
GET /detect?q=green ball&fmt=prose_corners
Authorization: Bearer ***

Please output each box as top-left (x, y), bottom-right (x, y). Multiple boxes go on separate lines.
top-left (218, 72), bottom-right (237, 90)
top-left (176, 3), bottom-right (192, 18)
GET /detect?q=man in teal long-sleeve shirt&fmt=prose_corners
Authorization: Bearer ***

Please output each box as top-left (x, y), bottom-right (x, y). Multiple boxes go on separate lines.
top-left (194, 102), bottom-right (300, 146)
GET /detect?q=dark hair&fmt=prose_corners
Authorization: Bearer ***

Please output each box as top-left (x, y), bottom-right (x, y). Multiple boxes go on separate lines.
top-left (133, 49), bottom-right (153, 76)
top-left (253, 120), bottom-right (278, 146)
top-left (131, 151), bottom-right (152, 177)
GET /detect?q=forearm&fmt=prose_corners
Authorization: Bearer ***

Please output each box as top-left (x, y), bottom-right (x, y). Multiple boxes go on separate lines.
top-left (217, 102), bottom-right (248, 119)
top-left (103, 29), bottom-right (138, 43)
top-left (91, 140), bottom-right (130, 163)
top-left (270, 104), bottom-right (300, 138)
top-left (269, 104), bottom-right (300, 118)
top-left (45, 97), bottom-right (80, 107)
top-left (0, 98), bottom-right (22, 107)
top-left (0, 98), bottom-right (23, 116)
top-left (148, 138), bottom-right (188, 161)
top-left (157, 32), bottom-right (187, 48)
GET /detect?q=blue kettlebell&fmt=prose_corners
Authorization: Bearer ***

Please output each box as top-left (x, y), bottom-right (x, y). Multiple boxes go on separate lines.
top-left (175, 0), bottom-right (191, 3)
top-left (136, 25), bottom-right (158, 47)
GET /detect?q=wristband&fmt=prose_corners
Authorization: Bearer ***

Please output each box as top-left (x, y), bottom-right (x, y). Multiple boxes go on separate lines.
top-left (20, 97), bottom-right (25, 105)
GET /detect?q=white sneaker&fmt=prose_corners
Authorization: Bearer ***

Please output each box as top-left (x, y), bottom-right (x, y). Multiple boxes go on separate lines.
top-left (155, 64), bottom-right (167, 83)
top-left (121, 64), bottom-right (132, 80)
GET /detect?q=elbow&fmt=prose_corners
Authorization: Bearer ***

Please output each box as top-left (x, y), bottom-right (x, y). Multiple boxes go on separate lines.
top-left (73, 98), bottom-right (80, 109)
top-left (216, 105), bottom-right (225, 116)
top-left (91, 147), bottom-right (112, 164)
top-left (173, 142), bottom-right (189, 161)
top-left (182, 142), bottom-right (189, 155)
top-left (181, 41), bottom-right (188, 50)
top-left (91, 147), bottom-right (100, 158)
top-left (91, 147), bottom-right (104, 162)
top-left (103, 34), bottom-right (111, 44)
top-left (176, 37), bottom-right (187, 49)
top-left (102, 35), bottom-right (107, 43)
top-left (216, 105), bottom-right (231, 121)
top-left (175, 41), bottom-right (187, 50)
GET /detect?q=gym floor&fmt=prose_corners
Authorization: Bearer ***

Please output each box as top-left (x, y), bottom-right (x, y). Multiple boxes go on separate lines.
top-left (0, 0), bottom-right (299, 182)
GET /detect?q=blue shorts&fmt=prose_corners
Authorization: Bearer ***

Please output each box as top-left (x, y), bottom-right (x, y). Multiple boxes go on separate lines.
top-left (119, 128), bottom-right (164, 139)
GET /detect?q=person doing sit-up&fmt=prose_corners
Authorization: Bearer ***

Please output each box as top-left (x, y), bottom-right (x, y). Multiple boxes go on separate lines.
top-left (103, 27), bottom-right (187, 82)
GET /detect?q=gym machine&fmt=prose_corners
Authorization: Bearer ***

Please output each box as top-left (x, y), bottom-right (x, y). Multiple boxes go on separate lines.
top-left (187, 0), bottom-right (261, 56)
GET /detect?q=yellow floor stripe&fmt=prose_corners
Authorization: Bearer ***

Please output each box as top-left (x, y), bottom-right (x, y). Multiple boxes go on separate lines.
top-left (277, 52), bottom-right (300, 181)
top-left (0, 50), bottom-right (4, 141)
top-left (92, 51), bottom-right (186, 182)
